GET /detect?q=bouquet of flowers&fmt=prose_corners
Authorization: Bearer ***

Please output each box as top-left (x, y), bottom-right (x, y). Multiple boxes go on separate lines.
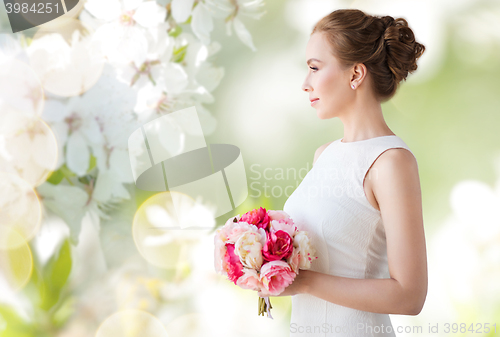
top-left (214, 207), bottom-right (317, 319)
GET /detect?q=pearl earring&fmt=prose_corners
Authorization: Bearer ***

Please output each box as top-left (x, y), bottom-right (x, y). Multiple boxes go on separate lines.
top-left (351, 84), bottom-right (355, 89)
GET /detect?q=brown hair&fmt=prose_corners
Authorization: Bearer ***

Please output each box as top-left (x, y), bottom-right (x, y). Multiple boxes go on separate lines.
top-left (312, 9), bottom-right (425, 101)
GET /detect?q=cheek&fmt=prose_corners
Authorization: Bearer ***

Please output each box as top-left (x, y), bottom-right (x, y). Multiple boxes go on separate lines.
top-left (317, 69), bottom-right (343, 96)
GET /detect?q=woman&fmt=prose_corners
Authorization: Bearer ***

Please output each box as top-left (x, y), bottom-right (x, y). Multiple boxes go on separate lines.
top-left (257, 9), bottom-right (428, 337)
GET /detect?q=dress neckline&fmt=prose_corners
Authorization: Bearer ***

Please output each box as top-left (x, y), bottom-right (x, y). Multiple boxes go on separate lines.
top-left (338, 135), bottom-right (398, 144)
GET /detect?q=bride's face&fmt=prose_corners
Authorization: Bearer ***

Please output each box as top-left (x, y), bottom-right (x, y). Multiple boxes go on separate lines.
top-left (302, 32), bottom-right (352, 119)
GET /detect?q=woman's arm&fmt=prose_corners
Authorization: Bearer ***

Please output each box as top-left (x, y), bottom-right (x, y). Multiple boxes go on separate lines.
top-left (260, 148), bottom-right (428, 315)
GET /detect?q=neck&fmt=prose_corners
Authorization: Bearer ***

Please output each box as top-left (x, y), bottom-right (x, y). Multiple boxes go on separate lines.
top-left (338, 93), bottom-right (393, 142)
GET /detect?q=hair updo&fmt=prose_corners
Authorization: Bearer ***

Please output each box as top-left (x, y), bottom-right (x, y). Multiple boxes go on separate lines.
top-left (312, 9), bottom-right (425, 101)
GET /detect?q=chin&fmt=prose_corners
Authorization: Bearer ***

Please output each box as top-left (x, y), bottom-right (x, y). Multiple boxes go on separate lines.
top-left (317, 113), bottom-right (327, 120)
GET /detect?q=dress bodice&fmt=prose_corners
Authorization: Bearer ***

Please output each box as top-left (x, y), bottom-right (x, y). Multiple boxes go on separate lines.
top-left (284, 135), bottom-right (416, 337)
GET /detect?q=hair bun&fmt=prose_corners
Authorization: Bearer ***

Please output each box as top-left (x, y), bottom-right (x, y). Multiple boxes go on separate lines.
top-left (312, 9), bottom-right (425, 101)
top-left (380, 16), bottom-right (395, 30)
top-left (381, 16), bottom-right (425, 83)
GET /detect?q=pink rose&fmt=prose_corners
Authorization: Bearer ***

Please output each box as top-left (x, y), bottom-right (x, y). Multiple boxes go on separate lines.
top-left (267, 210), bottom-right (290, 221)
top-left (259, 260), bottom-right (296, 296)
top-left (216, 215), bottom-right (241, 240)
top-left (214, 218), bottom-right (244, 274)
top-left (214, 217), bottom-right (261, 275)
top-left (226, 222), bottom-right (254, 243)
top-left (263, 230), bottom-right (294, 261)
top-left (224, 243), bottom-right (244, 284)
top-left (214, 217), bottom-right (241, 249)
top-left (269, 219), bottom-right (296, 238)
top-left (240, 207), bottom-right (270, 231)
top-left (236, 268), bottom-right (262, 291)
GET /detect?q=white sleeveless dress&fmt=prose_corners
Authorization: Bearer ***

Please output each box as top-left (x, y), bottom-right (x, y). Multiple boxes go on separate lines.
top-left (283, 135), bottom-right (416, 337)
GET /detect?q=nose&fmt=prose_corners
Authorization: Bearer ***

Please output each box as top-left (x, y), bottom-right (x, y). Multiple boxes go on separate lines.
top-left (302, 78), bottom-right (312, 92)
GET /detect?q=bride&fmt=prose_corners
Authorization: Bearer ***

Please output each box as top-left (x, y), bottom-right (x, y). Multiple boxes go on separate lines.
top-left (258, 9), bottom-right (428, 337)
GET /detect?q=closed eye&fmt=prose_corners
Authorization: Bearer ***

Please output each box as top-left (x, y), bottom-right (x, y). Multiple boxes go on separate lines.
top-left (309, 66), bottom-right (318, 72)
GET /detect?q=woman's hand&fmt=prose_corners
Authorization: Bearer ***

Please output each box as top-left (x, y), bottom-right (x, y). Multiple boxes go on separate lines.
top-left (258, 270), bottom-right (311, 297)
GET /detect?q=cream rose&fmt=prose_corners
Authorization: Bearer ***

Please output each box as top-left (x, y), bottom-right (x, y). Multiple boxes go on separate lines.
top-left (235, 228), bottom-right (266, 270)
top-left (293, 231), bottom-right (317, 269)
top-left (286, 248), bottom-right (300, 274)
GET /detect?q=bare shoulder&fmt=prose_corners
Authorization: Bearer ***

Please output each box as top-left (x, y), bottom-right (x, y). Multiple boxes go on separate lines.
top-left (370, 147), bottom-right (420, 202)
top-left (313, 141), bottom-right (334, 166)
top-left (372, 147), bottom-right (418, 175)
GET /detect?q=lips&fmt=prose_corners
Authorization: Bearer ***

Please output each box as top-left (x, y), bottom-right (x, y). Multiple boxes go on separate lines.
top-left (310, 98), bottom-right (319, 106)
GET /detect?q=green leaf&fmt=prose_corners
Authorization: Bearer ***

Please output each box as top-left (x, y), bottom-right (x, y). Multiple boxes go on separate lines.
top-left (45, 240), bottom-right (72, 290)
top-left (59, 164), bottom-right (76, 178)
top-left (46, 164), bottom-right (78, 185)
top-left (168, 25), bottom-right (182, 37)
top-left (78, 175), bottom-right (91, 185)
top-left (172, 45), bottom-right (188, 63)
top-left (0, 305), bottom-right (35, 337)
top-left (46, 170), bottom-right (64, 185)
top-left (51, 297), bottom-right (75, 328)
top-left (22, 257), bottom-right (42, 307)
top-left (87, 154), bottom-right (97, 173)
top-left (36, 239), bottom-right (72, 311)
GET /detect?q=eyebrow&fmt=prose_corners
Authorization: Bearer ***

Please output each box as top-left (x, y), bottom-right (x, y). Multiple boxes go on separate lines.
top-left (307, 58), bottom-right (323, 65)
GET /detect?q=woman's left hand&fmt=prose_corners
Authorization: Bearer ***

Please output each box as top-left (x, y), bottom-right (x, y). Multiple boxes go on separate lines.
top-left (258, 270), bottom-right (311, 297)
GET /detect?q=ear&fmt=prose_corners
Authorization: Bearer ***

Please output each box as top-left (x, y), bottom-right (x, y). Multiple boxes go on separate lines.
top-left (350, 63), bottom-right (367, 86)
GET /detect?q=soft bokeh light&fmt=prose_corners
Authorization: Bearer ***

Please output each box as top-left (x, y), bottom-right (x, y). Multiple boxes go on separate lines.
top-left (0, 226), bottom-right (33, 292)
top-left (0, 58), bottom-right (44, 116)
top-left (95, 309), bottom-right (169, 337)
top-left (450, 179), bottom-right (500, 244)
top-left (0, 172), bottom-right (42, 243)
top-left (28, 19), bottom-right (105, 97)
top-left (133, 191), bottom-right (215, 269)
top-left (0, 106), bottom-right (58, 186)
top-left (187, 277), bottom-right (290, 337)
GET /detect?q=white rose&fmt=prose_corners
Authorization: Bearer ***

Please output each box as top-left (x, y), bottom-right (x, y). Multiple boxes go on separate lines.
top-left (293, 231), bottom-right (317, 269)
top-left (287, 248), bottom-right (300, 274)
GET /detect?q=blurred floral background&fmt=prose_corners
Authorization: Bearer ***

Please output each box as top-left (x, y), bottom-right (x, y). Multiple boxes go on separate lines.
top-left (1, 0), bottom-right (499, 336)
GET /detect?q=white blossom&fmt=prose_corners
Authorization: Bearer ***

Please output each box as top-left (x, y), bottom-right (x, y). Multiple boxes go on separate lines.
top-left (191, 2), bottom-right (214, 45)
top-left (41, 64), bottom-right (137, 205)
top-left (83, 0), bottom-right (167, 67)
top-left (0, 104), bottom-right (58, 186)
top-left (205, 0), bottom-right (265, 51)
top-left (26, 29), bottom-right (105, 97)
top-left (171, 0), bottom-right (195, 23)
